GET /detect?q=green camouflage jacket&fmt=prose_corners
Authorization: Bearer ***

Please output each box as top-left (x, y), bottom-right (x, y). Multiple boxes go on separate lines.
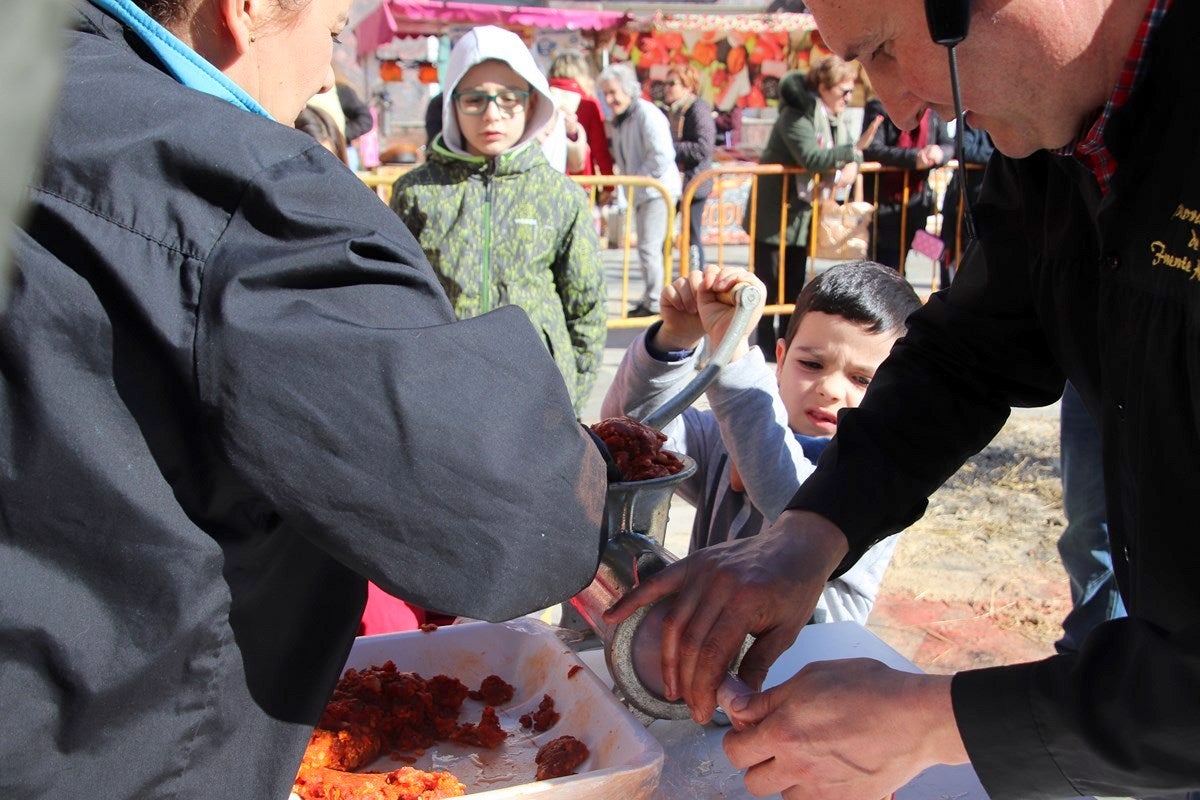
top-left (391, 138), bottom-right (606, 414)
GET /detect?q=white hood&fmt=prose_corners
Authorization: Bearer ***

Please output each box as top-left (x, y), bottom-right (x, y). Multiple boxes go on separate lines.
top-left (440, 26), bottom-right (554, 157)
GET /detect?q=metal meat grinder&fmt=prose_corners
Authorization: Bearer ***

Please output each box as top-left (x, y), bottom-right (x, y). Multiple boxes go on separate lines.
top-left (569, 284), bottom-right (761, 721)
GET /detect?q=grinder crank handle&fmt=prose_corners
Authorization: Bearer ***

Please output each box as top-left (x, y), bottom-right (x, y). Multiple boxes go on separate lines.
top-left (640, 282), bottom-right (764, 432)
top-left (715, 671), bottom-right (755, 730)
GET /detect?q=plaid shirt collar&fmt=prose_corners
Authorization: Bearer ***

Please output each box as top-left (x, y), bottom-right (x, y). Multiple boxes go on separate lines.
top-left (1052, 0), bottom-right (1172, 194)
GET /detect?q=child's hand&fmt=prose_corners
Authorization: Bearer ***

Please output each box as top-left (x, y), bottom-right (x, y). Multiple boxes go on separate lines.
top-left (696, 267), bottom-right (766, 362)
top-left (654, 269), bottom-right (709, 352)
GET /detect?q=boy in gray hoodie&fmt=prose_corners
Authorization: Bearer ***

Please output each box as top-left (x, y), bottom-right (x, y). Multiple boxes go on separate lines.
top-left (602, 262), bottom-right (921, 623)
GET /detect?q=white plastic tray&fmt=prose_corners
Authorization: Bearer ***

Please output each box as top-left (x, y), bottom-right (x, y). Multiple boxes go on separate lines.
top-left (321, 618), bottom-right (664, 799)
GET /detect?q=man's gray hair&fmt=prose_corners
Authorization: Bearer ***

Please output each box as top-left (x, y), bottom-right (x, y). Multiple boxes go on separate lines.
top-left (597, 62), bottom-right (641, 99)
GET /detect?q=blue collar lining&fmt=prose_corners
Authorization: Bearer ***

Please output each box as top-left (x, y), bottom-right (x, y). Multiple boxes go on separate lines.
top-left (88, 0), bottom-right (273, 120)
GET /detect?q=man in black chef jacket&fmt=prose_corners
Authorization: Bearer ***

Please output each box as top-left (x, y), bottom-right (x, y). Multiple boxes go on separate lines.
top-left (606, 0), bottom-right (1200, 798)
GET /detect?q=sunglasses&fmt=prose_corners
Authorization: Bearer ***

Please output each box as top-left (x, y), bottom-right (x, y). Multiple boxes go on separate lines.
top-left (453, 89), bottom-right (530, 116)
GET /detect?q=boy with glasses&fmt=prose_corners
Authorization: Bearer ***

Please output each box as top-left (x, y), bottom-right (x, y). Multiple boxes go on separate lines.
top-left (384, 26), bottom-right (608, 632)
top-left (390, 25), bottom-right (605, 418)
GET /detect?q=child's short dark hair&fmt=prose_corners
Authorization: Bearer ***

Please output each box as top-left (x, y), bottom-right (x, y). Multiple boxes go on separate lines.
top-left (782, 260), bottom-right (922, 347)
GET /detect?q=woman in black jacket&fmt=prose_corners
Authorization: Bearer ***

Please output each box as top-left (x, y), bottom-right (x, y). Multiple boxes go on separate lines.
top-left (862, 97), bottom-right (954, 271)
top-left (938, 122), bottom-right (994, 287)
top-left (1, 1), bottom-right (610, 797)
top-left (664, 64), bottom-right (716, 271)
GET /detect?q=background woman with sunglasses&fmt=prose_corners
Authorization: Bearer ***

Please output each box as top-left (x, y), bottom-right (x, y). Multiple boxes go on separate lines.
top-left (663, 64), bottom-right (717, 272)
top-left (744, 56), bottom-right (881, 357)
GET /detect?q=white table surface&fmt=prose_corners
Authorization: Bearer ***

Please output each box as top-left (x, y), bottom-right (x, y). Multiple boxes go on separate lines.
top-left (578, 621), bottom-right (990, 800)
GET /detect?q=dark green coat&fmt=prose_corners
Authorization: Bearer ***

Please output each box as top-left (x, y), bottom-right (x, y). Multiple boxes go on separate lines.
top-left (391, 138), bottom-right (606, 413)
top-left (746, 71), bottom-right (862, 247)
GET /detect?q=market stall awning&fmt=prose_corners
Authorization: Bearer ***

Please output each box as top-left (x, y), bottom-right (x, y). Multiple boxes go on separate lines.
top-left (643, 10), bottom-right (816, 33)
top-left (355, 0), bottom-right (632, 58)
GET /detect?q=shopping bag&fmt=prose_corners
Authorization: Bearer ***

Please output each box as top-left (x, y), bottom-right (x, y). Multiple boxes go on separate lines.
top-left (813, 177), bottom-right (873, 261)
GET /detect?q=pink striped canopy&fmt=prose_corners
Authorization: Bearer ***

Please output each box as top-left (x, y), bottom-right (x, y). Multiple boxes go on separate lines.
top-left (354, 0), bottom-right (632, 58)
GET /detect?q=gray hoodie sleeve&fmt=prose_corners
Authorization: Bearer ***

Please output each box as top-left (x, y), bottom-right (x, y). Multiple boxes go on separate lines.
top-left (705, 347), bottom-right (900, 625)
top-left (705, 347), bottom-right (817, 519)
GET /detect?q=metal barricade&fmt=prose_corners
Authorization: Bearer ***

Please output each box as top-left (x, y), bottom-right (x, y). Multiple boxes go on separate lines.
top-left (676, 161), bottom-right (974, 313)
top-left (570, 175), bottom-right (677, 330)
top-left (356, 160), bottom-right (977, 328)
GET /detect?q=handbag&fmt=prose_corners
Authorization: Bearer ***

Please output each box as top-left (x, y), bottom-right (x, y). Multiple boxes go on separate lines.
top-left (813, 176), bottom-right (874, 261)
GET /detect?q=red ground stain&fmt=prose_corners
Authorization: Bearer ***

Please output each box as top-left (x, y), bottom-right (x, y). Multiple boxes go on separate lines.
top-left (867, 583), bottom-right (1073, 675)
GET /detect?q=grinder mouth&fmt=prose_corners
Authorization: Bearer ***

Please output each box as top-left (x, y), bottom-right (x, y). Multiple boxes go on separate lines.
top-left (604, 452), bottom-right (696, 549)
top-left (605, 450), bottom-right (697, 489)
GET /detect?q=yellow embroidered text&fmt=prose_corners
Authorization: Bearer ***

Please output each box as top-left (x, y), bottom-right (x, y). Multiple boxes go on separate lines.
top-left (1150, 241), bottom-right (1198, 279)
top-left (1173, 204), bottom-right (1200, 225)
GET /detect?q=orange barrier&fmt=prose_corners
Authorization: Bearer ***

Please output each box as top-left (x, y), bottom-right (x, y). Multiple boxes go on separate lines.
top-left (569, 175), bottom-right (677, 329)
top-left (357, 161), bottom-right (979, 329)
top-left (677, 160), bottom-right (979, 306)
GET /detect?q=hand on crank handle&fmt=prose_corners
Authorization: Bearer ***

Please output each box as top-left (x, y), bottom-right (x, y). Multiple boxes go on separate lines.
top-left (657, 267), bottom-right (765, 365)
top-left (698, 267), bottom-right (765, 364)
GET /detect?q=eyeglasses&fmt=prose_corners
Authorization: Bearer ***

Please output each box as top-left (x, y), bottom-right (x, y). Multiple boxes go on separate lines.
top-left (452, 89), bottom-right (530, 116)
top-left (838, 87), bottom-right (854, 97)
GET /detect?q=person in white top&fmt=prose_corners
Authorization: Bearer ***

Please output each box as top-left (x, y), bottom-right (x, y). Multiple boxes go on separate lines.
top-left (597, 62), bottom-right (681, 317)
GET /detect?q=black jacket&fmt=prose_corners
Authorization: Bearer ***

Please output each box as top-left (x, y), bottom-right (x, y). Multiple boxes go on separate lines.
top-left (863, 98), bottom-right (954, 210)
top-left (941, 124), bottom-right (995, 262)
top-left (668, 95), bottom-right (717, 198)
top-left (0, 3), bottom-right (606, 798)
top-left (791, 3), bottom-right (1200, 797)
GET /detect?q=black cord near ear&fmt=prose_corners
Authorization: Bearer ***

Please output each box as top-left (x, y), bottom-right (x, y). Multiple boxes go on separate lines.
top-left (925, 0), bottom-right (977, 247)
top-left (946, 45), bottom-right (977, 244)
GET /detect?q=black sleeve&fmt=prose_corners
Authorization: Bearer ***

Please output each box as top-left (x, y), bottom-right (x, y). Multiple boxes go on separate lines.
top-left (862, 99), bottom-right (919, 168)
top-left (195, 150), bottom-right (608, 623)
top-left (673, 101), bottom-right (716, 170)
top-left (336, 83), bottom-right (375, 142)
top-left (795, 138), bottom-right (1200, 800)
